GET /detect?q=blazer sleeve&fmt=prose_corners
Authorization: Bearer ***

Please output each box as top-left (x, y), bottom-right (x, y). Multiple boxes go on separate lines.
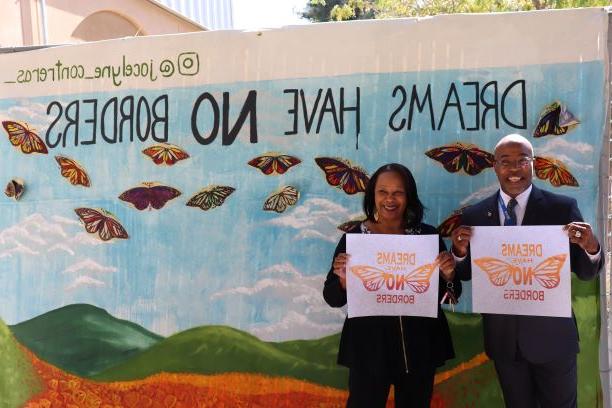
top-left (453, 212), bottom-right (473, 282)
top-left (437, 233), bottom-right (463, 302)
top-left (323, 233), bottom-right (348, 307)
top-left (567, 198), bottom-right (604, 281)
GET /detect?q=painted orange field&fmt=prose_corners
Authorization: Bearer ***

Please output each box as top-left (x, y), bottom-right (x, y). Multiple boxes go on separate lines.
top-left (23, 349), bottom-right (488, 407)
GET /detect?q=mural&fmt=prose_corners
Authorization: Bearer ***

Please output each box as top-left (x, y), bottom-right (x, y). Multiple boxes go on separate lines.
top-left (0, 8), bottom-right (607, 407)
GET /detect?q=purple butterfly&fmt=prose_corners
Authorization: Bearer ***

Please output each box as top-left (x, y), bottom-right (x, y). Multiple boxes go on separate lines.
top-left (119, 182), bottom-right (181, 210)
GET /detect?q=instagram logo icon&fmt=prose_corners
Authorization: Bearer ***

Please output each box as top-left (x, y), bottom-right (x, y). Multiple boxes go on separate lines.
top-left (177, 52), bottom-right (199, 76)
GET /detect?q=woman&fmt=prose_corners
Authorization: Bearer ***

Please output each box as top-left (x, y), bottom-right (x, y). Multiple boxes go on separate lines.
top-left (323, 163), bottom-right (461, 408)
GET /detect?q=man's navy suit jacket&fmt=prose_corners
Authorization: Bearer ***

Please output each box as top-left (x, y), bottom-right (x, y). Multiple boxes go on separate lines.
top-left (456, 185), bottom-right (603, 363)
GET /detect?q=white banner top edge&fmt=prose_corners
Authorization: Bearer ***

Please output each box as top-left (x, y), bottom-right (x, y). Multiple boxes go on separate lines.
top-left (0, 8), bottom-right (607, 98)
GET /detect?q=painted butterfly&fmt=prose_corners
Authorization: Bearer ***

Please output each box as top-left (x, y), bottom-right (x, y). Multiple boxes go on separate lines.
top-left (119, 182), bottom-right (181, 210)
top-left (74, 208), bottom-right (129, 241)
top-left (142, 143), bottom-right (190, 166)
top-left (533, 101), bottom-right (579, 138)
top-left (314, 157), bottom-right (369, 195)
top-left (474, 254), bottom-right (566, 289)
top-left (350, 263), bottom-right (437, 293)
top-left (187, 185), bottom-right (235, 211)
top-left (425, 142), bottom-right (494, 175)
top-left (55, 156), bottom-right (91, 187)
top-left (437, 208), bottom-right (465, 238)
top-left (337, 218), bottom-right (366, 232)
top-left (2, 121), bottom-right (48, 154)
top-left (248, 152), bottom-right (301, 175)
top-left (4, 178), bottom-right (24, 200)
top-left (533, 156), bottom-right (579, 187)
top-left (263, 185), bottom-right (299, 213)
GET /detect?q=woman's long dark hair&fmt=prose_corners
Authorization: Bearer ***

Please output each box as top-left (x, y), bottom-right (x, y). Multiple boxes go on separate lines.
top-left (363, 163), bottom-right (424, 227)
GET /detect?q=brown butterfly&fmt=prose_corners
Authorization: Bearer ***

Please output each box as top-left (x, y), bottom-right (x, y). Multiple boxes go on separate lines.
top-left (5, 178), bottom-right (25, 200)
top-left (142, 143), bottom-right (190, 166)
top-left (74, 208), bottom-right (129, 241)
top-left (425, 142), bottom-right (494, 175)
top-left (437, 208), bottom-right (466, 238)
top-left (263, 185), bottom-right (299, 213)
top-left (248, 152), bottom-right (301, 175)
top-left (533, 102), bottom-right (579, 138)
top-left (314, 157), bottom-right (369, 195)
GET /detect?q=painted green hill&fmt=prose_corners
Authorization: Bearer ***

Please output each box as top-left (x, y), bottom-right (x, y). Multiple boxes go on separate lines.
top-left (92, 311), bottom-right (485, 389)
top-left (0, 317), bottom-right (41, 407)
top-left (10, 303), bottom-right (163, 377)
top-left (93, 325), bottom-right (349, 388)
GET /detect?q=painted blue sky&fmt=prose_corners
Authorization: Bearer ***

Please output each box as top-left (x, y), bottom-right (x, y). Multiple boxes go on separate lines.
top-left (0, 61), bottom-right (605, 340)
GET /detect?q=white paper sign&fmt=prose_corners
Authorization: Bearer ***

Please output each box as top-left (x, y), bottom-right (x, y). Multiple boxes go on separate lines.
top-left (346, 234), bottom-right (439, 318)
top-left (470, 226), bottom-right (571, 317)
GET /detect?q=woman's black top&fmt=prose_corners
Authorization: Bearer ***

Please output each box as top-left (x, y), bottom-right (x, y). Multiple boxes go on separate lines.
top-left (323, 222), bottom-right (462, 374)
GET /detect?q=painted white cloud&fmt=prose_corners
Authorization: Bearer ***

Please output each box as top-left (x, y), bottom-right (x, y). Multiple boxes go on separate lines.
top-left (460, 183), bottom-right (499, 206)
top-left (210, 262), bottom-right (344, 341)
top-left (66, 275), bottom-right (106, 291)
top-left (536, 138), bottom-right (594, 171)
top-left (62, 258), bottom-right (118, 275)
top-left (0, 101), bottom-right (58, 129)
top-left (0, 213), bottom-right (110, 259)
top-left (0, 213), bottom-right (118, 293)
top-left (267, 198), bottom-right (362, 243)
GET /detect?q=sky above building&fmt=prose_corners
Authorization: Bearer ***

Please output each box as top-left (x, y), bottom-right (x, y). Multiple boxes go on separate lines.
top-left (233, 0), bottom-right (309, 29)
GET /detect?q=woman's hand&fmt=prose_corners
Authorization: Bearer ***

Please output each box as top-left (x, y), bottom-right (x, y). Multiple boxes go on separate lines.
top-left (333, 253), bottom-right (349, 289)
top-left (436, 251), bottom-right (455, 281)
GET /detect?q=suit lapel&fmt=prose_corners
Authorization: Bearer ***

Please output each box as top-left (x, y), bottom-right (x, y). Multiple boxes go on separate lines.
top-left (522, 185), bottom-right (544, 226)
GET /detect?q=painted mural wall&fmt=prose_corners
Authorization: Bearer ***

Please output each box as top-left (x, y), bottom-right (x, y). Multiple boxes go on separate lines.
top-left (0, 8), bottom-right (607, 407)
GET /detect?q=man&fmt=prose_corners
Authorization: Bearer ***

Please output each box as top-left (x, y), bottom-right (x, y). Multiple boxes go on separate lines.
top-left (451, 133), bottom-right (603, 408)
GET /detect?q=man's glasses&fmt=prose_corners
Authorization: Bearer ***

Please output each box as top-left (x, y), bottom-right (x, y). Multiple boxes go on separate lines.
top-left (495, 157), bottom-right (534, 169)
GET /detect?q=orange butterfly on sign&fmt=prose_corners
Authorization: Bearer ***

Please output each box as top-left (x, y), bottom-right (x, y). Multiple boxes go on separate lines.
top-left (350, 263), bottom-right (438, 294)
top-left (55, 156), bottom-right (91, 187)
top-left (142, 143), bottom-right (190, 166)
top-left (533, 156), bottom-right (579, 187)
top-left (74, 208), bottom-right (129, 241)
top-left (1, 120), bottom-right (48, 154)
top-left (474, 254), bottom-right (566, 289)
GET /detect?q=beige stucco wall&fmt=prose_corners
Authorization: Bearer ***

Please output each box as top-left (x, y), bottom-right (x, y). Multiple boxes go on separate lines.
top-left (0, 0), bottom-right (205, 47)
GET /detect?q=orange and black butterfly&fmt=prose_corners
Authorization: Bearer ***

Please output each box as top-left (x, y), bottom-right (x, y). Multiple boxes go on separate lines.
top-left (425, 142), bottom-right (494, 175)
top-left (248, 152), bottom-right (301, 175)
top-left (263, 185), bottom-right (299, 213)
top-left (533, 156), bottom-right (579, 187)
top-left (55, 156), bottom-right (91, 187)
top-left (5, 178), bottom-right (24, 200)
top-left (533, 101), bottom-right (579, 138)
top-left (437, 208), bottom-right (466, 238)
top-left (187, 185), bottom-right (235, 211)
top-left (350, 263), bottom-right (437, 293)
top-left (2, 121), bottom-right (48, 154)
top-left (74, 208), bottom-right (129, 241)
top-left (314, 157), bottom-right (369, 195)
top-left (474, 254), bottom-right (566, 289)
top-left (142, 143), bottom-right (190, 166)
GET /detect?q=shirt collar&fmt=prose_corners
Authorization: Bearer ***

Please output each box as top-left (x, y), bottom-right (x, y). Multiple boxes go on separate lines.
top-left (499, 184), bottom-right (532, 209)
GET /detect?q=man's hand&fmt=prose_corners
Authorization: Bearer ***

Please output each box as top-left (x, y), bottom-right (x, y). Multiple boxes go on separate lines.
top-left (451, 225), bottom-right (472, 258)
top-left (564, 222), bottom-right (599, 255)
